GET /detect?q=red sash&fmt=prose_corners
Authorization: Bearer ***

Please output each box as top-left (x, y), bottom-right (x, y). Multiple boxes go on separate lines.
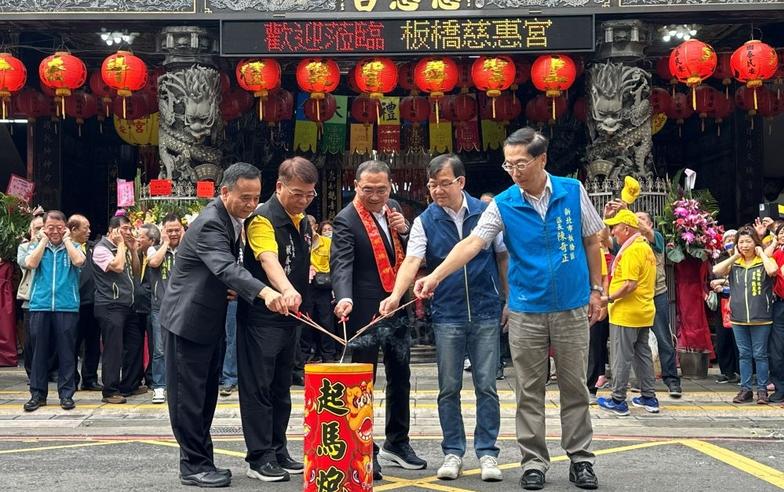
top-left (353, 198), bottom-right (405, 293)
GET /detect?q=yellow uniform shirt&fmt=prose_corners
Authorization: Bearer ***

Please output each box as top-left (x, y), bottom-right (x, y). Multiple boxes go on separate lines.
top-left (311, 235), bottom-right (331, 273)
top-left (608, 237), bottom-right (656, 328)
top-left (600, 247), bottom-right (608, 277)
top-left (247, 212), bottom-right (304, 259)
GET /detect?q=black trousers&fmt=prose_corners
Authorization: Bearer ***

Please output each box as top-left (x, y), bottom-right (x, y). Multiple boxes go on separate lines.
top-left (715, 325), bottom-right (739, 377)
top-left (166, 329), bottom-right (223, 476)
top-left (74, 303), bottom-right (101, 387)
top-left (28, 312), bottom-right (78, 400)
top-left (350, 313), bottom-right (411, 450)
top-left (22, 309), bottom-right (58, 379)
top-left (237, 319), bottom-right (297, 465)
top-left (94, 304), bottom-right (142, 397)
top-left (135, 313), bottom-right (152, 388)
top-left (586, 318), bottom-right (610, 394)
top-left (300, 287), bottom-right (338, 361)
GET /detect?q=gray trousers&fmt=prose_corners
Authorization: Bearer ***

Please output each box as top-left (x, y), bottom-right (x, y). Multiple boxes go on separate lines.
top-left (610, 324), bottom-right (656, 401)
top-left (508, 306), bottom-right (595, 473)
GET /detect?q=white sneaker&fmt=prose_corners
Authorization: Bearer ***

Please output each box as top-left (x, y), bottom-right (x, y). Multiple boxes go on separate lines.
top-left (436, 454), bottom-right (462, 480)
top-left (479, 455), bottom-right (503, 482)
top-left (152, 388), bottom-right (165, 404)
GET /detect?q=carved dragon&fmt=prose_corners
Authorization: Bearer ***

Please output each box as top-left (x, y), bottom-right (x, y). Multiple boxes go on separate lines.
top-left (585, 62), bottom-right (653, 181)
top-left (158, 66), bottom-right (223, 196)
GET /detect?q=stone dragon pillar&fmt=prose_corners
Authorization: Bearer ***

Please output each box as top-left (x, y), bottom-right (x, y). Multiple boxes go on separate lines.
top-left (157, 26), bottom-right (224, 195)
top-left (585, 20), bottom-right (654, 181)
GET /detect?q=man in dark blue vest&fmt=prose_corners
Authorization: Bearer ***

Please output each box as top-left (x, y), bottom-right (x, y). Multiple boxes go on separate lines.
top-left (415, 128), bottom-right (605, 491)
top-left (380, 154), bottom-right (508, 483)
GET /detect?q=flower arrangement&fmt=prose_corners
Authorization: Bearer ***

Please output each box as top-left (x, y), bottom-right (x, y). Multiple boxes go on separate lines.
top-left (126, 199), bottom-right (208, 229)
top-left (659, 171), bottom-right (723, 263)
top-left (0, 193), bottom-right (33, 261)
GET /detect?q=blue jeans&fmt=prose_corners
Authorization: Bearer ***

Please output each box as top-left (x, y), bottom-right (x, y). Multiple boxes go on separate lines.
top-left (433, 318), bottom-right (500, 458)
top-left (652, 293), bottom-right (680, 386)
top-left (150, 309), bottom-right (166, 389)
top-left (732, 324), bottom-right (770, 391)
top-left (221, 301), bottom-right (238, 387)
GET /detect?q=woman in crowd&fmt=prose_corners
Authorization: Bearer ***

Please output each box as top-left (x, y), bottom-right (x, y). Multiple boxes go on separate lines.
top-left (709, 230), bottom-right (740, 384)
top-left (713, 226), bottom-right (777, 404)
top-left (300, 217), bottom-right (337, 363)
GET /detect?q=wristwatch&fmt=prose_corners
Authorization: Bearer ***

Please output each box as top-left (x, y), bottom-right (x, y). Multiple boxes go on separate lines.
top-left (590, 284), bottom-right (605, 295)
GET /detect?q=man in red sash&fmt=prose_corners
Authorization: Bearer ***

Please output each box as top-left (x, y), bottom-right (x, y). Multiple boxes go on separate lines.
top-left (331, 160), bottom-right (427, 480)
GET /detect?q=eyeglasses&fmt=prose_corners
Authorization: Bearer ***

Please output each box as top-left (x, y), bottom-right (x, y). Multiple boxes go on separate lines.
top-left (501, 156), bottom-right (539, 173)
top-left (282, 183), bottom-right (318, 200)
top-left (426, 177), bottom-right (461, 191)
top-left (358, 186), bottom-right (390, 196)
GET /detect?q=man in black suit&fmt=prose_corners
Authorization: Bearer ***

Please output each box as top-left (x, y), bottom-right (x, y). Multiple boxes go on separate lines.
top-left (160, 162), bottom-right (285, 488)
top-left (331, 160), bottom-right (427, 480)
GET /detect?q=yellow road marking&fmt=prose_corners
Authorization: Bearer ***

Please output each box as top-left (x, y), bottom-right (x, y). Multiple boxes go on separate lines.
top-left (140, 439), bottom-right (247, 458)
top-left (680, 439), bottom-right (784, 489)
top-left (0, 439), bottom-right (132, 455)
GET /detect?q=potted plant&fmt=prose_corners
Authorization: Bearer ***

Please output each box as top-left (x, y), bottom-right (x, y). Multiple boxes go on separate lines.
top-left (659, 171), bottom-right (724, 378)
top-left (0, 193), bottom-right (33, 366)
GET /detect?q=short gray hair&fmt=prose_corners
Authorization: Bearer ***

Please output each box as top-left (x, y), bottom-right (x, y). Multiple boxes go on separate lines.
top-left (221, 162), bottom-right (261, 190)
top-left (140, 223), bottom-right (160, 245)
top-left (504, 127), bottom-right (549, 157)
top-left (356, 160), bottom-right (390, 181)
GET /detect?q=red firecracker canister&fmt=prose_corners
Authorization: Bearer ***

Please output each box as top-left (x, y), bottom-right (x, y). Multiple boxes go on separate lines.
top-left (304, 363), bottom-right (374, 492)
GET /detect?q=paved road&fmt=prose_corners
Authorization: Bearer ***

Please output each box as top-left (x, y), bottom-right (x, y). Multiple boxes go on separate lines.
top-left (1, 364), bottom-right (782, 490)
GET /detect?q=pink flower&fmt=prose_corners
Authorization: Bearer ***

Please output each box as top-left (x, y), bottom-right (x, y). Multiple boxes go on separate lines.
top-left (674, 207), bottom-right (689, 217)
top-left (681, 231), bottom-right (696, 244)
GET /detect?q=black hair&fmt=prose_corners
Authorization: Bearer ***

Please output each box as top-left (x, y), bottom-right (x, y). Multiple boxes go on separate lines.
top-left (43, 210), bottom-right (66, 223)
top-left (108, 215), bottom-right (131, 230)
top-left (221, 162), bottom-right (261, 190)
top-left (427, 154), bottom-right (465, 179)
top-left (503, 127), bottom-right (549, 157)
top-left (356, 160), bottom-right (391, 181)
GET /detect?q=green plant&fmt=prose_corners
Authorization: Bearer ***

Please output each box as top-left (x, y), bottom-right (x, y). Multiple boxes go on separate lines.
top-left (0, 193), bottom-right (33, 261)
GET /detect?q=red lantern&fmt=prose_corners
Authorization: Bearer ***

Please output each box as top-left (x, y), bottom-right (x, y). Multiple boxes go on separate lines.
top-left (573, 97), bottom-right (587, 123)
top-left (656, 57), bottom-right (678, 92)
top-left (414, 56), bottom-right (459, 123)
top-left (14, 89), bottom-right (49, 121)
top-left (531, 54), bottom-right (577, 120)
top-left (452, 93), bottom-right (477, 122)
top-left (694, 85), bottom-right (718, 131)
top-left (354, 57), bottom-right (397, 99)
top-left (712, 52), bottom-right (733, 97)
top-left (0, 53), bottom-right (26, 120)
top-left (457, 60), bottom-right (473, 93)
top-left (650, 87), bottom-right (673, 115)
top-left (113, 90), bottom-right (152, 121)
top-left (347, 65), bottom-right (363, 95)
top-left (65, 91), bottom-right (98, 135)
top-left (512, 57), bottom-right (531, 89)
top-left (218, 71), bottom-right (231, 95)
top-left (220, 88), bottom-right (245, 122)
top-left (351, 95), bottom-right (377, 125)
top-left (711, 92), bottom-right (734, 135)
top-left (400, 95), bottom-right (430, 124)
top-left (731, 40), bottom-right (778, 110)
top-left (492, 92), bottom-right (522, 123)
top-left (735, 85), bottom-right (757, 115)
top-left (262, 88), bottom-right (294, 125)
top-left (304, 93), bottom-right (337, 123)
top-left (397, 61), bottom-right (417, 95)
top-left (669, 39), bottom-right (717, 109)
top-left (666, 92), bottom-right (694, 136)
top-left (471, 56), bottom-right (516, 118)
top-left (89, 71), bottom-right (114, 119)
top-left (435, 95), bottom-right (455, 122)
top-left (144, 66), bottom-right (166, 99)
top-left (236, 58), bottom-right (282, 121)
top-left (39, 51), bottom-right (87, 117)
top-left (101, 50), bottom-right (147, 118)
top-left (528, 94), bottom-right (566, 124)
top-left (296, 58), bottom-right (340, 121)
top-left (756, 87), bottom-right (778, 119)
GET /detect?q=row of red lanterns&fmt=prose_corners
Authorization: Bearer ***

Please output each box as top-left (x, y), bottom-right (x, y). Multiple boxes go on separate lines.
top-left (234, 55), bottom-right (581, 124)
top-left (661, 38), bottom-right (779, 111)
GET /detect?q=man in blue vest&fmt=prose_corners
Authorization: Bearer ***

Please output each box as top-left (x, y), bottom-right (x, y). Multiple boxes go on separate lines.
top-left (380, 154), bottom-right (508, 483)
top-left (415, 128), bottom-right (605, 491)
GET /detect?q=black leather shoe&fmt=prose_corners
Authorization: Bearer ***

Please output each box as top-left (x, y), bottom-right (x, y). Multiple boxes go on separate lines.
top-left (569, 462), bottom-right (598, 490)
top-left (520, 469), bottom-right (545, 490)
top-left (373, 454), bottom-right (383, 481)
top-left (277, 453), bottom-right (304, 474)
top-left (60, 397), bottom-right (75, 410)
top-left (81, 383), bottom-right (103, 391)
top-left (247, 462), bottom-right (290, 482)
top-left (180, 470), bottom-right (230, 488)
top-left (215, 468), bottom-right (232, 478)
top-left (379, 442), bottom-right (427, 470)
top-left (769, 391), bottom-right (784, 403)
top-left (23, 397), bottom-right (46, 412)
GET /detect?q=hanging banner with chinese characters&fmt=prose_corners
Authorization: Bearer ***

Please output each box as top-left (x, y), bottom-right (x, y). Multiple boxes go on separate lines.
top-left (221, 16), bottom-right (595, 56)
top-left (401, 124), bottom-right (426, 153)
top-left (117, 179), bottom-right (135, 208)
top-left (323, 95), bottom-right (348, 154)
top-left (481, 119), bottom-right (506, 150)
top-left (304, 363), bottom-right (374, 492)
top-left (295, 92), bottom-right (318, 152)
top-left (429, 121), bottom-right (453, 154)
top-left (350, 124), bottom-right (374, 154)
top-left (377, 96), bottom-right (400, 153)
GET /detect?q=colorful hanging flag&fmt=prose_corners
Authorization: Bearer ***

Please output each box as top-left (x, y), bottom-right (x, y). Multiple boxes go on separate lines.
top-left (481, 119), bottom-right (506, 150)
top-left (323, 95), bottom-right (348, 154)
top-left (377, 96), bottom-right (400, 153)
top-left (429, 121), bottom-right (453, 153)
top-left (350, 124), bottom-right (374, 154)
top-left (294, 92), bottom-right (318, 152)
